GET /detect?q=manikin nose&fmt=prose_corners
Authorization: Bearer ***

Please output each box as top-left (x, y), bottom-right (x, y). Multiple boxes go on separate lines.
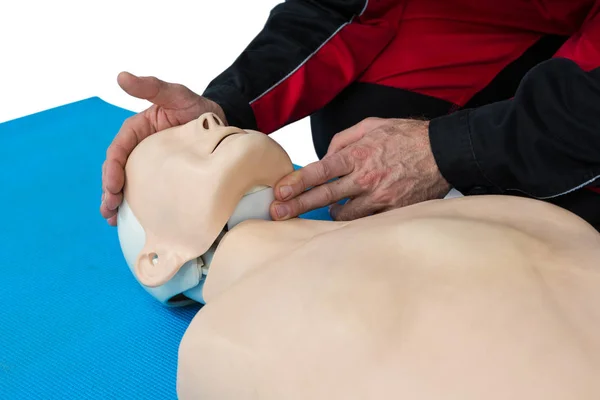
top-left (192, 113), bottom-right (246, 154)
top-left (200, 112), bottom-right (224, 130)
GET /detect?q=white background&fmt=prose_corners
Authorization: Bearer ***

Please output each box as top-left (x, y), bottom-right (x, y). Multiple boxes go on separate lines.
top-left (0, 0), bottom-right (318, 166)
top-left (0, 0), bottom-right (462, 198)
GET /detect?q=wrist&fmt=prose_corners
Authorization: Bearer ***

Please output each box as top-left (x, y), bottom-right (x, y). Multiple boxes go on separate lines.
top-left (202, 84), bottom-right (258, 131)
top-left (421, 121), bottom-right (452, 196)
top-left (428, 110), bottom-right (501, 195)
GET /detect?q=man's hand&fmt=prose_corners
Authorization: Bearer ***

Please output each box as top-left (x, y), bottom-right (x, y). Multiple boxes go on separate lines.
top-left (270, 118), bottom-right (451, 221)
top-left (100, 72), bottom-right (226, 226)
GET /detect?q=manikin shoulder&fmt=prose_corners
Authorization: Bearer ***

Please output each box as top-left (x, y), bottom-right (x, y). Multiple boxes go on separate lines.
top-left (208, 195), bottom-right (599, 286)
top-left (179, 196), bottom-right (600, 399)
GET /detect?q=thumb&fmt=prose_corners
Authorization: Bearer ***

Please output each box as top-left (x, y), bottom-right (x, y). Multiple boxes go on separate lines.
top-left (117, 71), bottom-right (195, 107)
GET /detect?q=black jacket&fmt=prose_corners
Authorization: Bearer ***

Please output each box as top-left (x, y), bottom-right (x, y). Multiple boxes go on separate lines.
top-left (430, 59), bottom-right (600, 230)
top-left (203, 0), bottom-right (600, 230)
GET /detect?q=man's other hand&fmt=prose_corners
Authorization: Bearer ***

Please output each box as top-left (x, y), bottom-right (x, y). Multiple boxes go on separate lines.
top-left (270, 118), bottom-right (451, 221)
top-left (100, 72), bottom-right (226, 226)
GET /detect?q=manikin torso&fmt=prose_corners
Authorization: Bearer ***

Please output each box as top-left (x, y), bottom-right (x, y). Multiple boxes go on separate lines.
top-left (118, 113), bottom-right (600, 400)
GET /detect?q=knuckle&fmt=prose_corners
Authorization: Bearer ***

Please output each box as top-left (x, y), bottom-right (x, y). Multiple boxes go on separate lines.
top-left (291, 198), bottom-right (305, 215)
top-left (361, 117), bottom-right (384, 130)
top-left (362, 117), bottom-right (379, 125)
top-left (371, 126), bottom-right (391, 138)
top-left (340, 152), bottom-right (353, 171)
top-left (291, 173), bottom-right (307, 193)
top-left (349, 145), bottom-right (371, 161)
top-left (122, 116), bottom-right (136, 128)
top-left (106, 143), bottom-right (127, 162)
top-left (316, 161), bottom-right (330, 182)
top-left (105, 144), bottom-right (116, 159)
top-left (147, 76), bottom-right (160, 86)
top-left (371, 189), bottom-right (395, 206)
top-left (329, 136), bottom-right (341, 149)
top-left (355, 170), bottom-right (384, 189)
top-left (295, 179), bottom-right (308, 194)
top-left (172, 82), bottom-right (190, 95)
top-left (322, 184), bottom-right (335, 204)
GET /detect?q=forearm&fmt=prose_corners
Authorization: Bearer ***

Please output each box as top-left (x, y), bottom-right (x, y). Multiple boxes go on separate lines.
top-left (203, 0), bottom-right (401, 133)
top-left (429, 58), bottom-right (600, 198)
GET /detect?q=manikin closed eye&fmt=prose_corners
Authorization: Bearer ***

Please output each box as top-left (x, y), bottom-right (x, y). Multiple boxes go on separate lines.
top-left (117, 112), bottom-right (294, 305)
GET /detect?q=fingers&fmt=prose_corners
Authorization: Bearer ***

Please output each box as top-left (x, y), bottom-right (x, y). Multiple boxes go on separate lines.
top-left (271, 176), bottom-right (361, 220)
top-left (274, 152), bottom-right (354, 202)
top-left (104, 191), bottom-right (123, 213)
top-left (117, 71), bottom-right (192, 107)
top-left (100, 191), bottom-right (122, 220)
top-left (326, 117), bottom-right (384, 156)
top-left (326, 124), bottom-right (365, 156)
top-left (102, 159), bottom-right (107, 186)
top-left (118, 71), bottom-right (165, 102)
top-left (329, 196), bottom-right (380, 221)
top-left (101, 113), bottom-right (154, 222)
top-left (104, 157), bottom-right (126, 194)
top-left (110, 113), bottom-right (154, 163)
top-left (104, 113), bottom-right (153, 192)
top-left (101, 72), bottom-right (203, 226)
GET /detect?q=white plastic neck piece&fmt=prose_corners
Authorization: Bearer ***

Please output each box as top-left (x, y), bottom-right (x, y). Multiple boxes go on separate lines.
top-left (117, 186), bottom-right (275, 306)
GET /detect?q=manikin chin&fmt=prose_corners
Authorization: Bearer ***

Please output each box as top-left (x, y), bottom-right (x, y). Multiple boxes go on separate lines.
top-left (117, 113), bottom-right (600, 400)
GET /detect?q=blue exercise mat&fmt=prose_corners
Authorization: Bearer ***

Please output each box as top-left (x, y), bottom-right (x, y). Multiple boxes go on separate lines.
top-left (0, 97), bottom-right (331, 399)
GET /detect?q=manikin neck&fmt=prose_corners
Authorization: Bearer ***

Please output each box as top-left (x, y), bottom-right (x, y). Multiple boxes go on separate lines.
top-left (187, 186), bottom-right (342, 304)
top-left (194, 215), bottom-right (344, 304)
top-left (201, 218), bottom-right (298, 272)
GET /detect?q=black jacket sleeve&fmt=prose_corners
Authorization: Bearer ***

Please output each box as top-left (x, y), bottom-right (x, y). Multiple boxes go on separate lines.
top-left (429, 57), bottom-right (600, 200)
top-left (202, 0), bottom-right (399, 133)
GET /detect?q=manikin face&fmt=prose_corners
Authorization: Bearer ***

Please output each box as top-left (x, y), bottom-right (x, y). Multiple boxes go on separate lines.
top-left (117, 113), bottom-right (293, 305)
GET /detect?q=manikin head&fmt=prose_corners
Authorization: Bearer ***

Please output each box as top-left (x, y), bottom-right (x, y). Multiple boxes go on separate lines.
top-left (117, 113), bottom-right (294, 306)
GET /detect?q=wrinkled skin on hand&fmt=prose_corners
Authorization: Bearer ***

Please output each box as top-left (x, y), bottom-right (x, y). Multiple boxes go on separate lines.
top-left (270, 117), bottom-right (451, 221)
top-left (100, 72), bottom-right (226, 226)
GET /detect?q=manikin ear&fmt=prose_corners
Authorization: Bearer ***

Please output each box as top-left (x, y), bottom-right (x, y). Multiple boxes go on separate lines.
top-left (122, 113), bottom-right (293, 289)
top-left (117, 185), bottom-right (276, 306)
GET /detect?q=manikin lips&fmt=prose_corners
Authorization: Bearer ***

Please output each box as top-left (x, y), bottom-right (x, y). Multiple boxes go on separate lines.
top-left (211, 132), bottom-right (243, 154)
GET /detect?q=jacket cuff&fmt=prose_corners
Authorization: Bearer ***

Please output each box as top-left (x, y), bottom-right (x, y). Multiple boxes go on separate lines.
top-left (429, 109), bottom-right (503, 196)
top-left (202, 85), bottom-right (258, 131)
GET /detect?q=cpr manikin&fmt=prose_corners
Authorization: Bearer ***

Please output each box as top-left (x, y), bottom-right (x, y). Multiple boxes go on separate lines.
top-left (118, 112), bottom-right (293, 304)
top-left (117, 113), bottom-right (600, 399)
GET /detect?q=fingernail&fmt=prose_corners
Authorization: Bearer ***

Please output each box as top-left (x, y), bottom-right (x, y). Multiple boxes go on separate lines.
top-left (279, 185), bottom-right (292, 200)
top-left (274, 204), bottom-right (290, 219)
top-left (101, 192), bottom-right (105, 204)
